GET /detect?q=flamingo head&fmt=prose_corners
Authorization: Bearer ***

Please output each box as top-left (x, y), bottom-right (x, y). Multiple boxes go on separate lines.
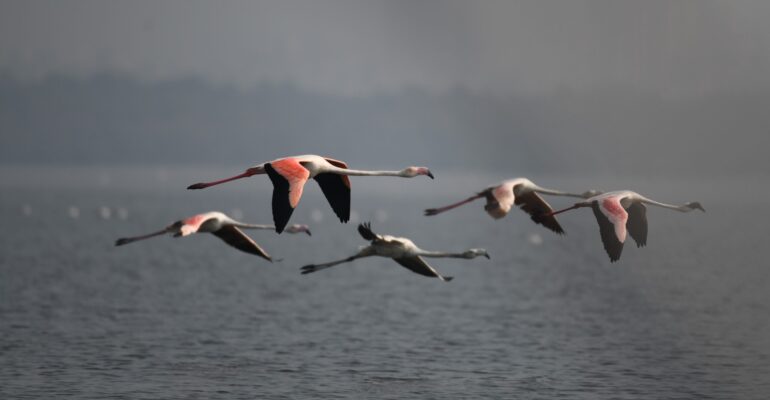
top-left (684, 201), bottom-right (705, 212)
top-left (463, 248), bottom-right (491, 259)
top-left (285, 224), bottom-right (312, 236)
top-left (401, 166), bottom-right (434, 179)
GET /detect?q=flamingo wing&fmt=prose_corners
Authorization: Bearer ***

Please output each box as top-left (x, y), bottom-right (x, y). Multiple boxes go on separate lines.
top-left (591, 197), bottom-right (629, 262)
top-left (212, 226), bottom-right (272, 261)
top-left (514, 189), bottom-right (564, 234)
top-left (625, 202), bottom-right (648, 247)
top-left (313, 173), bottom-right (351, 223)
top-left (357, 222), bottom-right (384, 243)
top-left (265, 159), bottom-right (310, 233)
top-left (483, 186), bottom-right (513, 219)
top-left (392, 256), bottom-right (453, 282)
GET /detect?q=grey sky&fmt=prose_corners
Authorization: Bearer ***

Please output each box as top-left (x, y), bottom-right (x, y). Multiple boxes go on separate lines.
top-left (2, 0), bottom-right (770, 96)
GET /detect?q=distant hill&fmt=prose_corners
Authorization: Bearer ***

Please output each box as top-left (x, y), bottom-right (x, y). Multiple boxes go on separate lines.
top-left (1, 74), bottom-right (768, 176)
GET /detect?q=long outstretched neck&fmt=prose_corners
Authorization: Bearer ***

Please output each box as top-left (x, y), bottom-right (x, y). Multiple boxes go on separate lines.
top-left (531, 185), bottom-right (586, 198)
top-left (230, 222), bottom-right (275, 230)
top-left (418, 250), bottom-right (469, 258)
top-left (115, 228), bottom-right (169, 246)
top-left (425, 194), bottom-right (483, 216)
top-left (187, 166), bottom-right (265, 190)
top-left (640, 197), bottom-right (694, 212)
top-left (332, 168), bottom-right (404, 177)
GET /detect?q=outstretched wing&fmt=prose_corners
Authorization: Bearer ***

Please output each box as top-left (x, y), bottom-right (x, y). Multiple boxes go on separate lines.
top-left (314, 173), bottom-right (351, 223)
top-left (265, 159), bottom-right (310, 233)
top-left (393, 256), bottom-right (453, 282)
top-left (483, 186), bottom-right (513, 219)
top-left (514, 189), bottom-right (564, 234)
top-left (625, 202), bottom-right (648, 248)
top-left (212, 226), bottom-right (272, 261)
top-left (591, 197), bottom-right (628, 262)
top-left (357, 222), bottom-right (382, 242)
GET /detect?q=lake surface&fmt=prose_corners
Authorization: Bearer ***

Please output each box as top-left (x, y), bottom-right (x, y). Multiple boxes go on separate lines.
top-left (1, 166), bottom-right (769, 399)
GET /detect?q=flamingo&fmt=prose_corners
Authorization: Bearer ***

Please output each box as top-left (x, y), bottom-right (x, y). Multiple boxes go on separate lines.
top-left (187, 155), bottom-right (433, 233)
top-left (300, 222), bottom-right (489, 281)
top-left (545, 191), bottom-right (705, 262)
top-left (114, 211), bottom-right (311, 261)
top-left (424, 177), bottom-right (600, 234)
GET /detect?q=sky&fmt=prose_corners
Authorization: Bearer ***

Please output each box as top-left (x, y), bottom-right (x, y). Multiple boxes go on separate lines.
top-left (2, 0), bottom-right (770, 97)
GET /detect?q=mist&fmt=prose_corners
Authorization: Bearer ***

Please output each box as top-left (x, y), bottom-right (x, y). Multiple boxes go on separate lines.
top-left (1, 1), bottom-right (769, 177)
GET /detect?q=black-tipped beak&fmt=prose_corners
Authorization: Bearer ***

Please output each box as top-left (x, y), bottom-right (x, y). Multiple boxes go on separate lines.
top-left (187, 183), bottom-right (206, 190)
top-left (427, 171), bottom-right (434, 179)
top-left (484, 253), bottom-right (491, 259)
top-left (305, 230), bottom-right (312, 236)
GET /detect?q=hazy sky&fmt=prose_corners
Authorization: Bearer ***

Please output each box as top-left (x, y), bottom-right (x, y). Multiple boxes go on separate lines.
top-left (2, 0), bottom-right (770, 96)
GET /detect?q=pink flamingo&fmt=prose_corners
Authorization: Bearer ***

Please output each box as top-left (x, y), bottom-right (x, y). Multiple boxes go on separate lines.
top-left (301, 222), bottom-right (489, 282)
top-left (115, 211), bottom-right (311, 261)
top-left (424, 178), bottom-right (599, 234)
top-left (187, 155), bottom-right (433, 233)
top-left (546, 191), bottom-right (704, 261)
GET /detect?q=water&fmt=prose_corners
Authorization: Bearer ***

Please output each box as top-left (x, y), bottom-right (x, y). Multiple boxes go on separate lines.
top-left (1, 167), bottom-right (769, 399)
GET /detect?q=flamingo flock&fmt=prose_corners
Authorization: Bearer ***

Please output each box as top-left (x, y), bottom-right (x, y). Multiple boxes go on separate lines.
top-left (116, 154), bottom-right (705, 278)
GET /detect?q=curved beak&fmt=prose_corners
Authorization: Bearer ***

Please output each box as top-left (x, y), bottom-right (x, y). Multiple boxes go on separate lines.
top-left (305, 229), bottom-right (312, 236)
top-left (426, 170), bottom-right (435, 179)
top-left (484, 252), bottom-right (491, 259)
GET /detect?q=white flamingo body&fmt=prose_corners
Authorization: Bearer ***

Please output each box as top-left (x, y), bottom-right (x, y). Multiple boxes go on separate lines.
top-left (188, 154), bottom-right (433, 233)
top-left (549, 190), bottom-right (704, 262)
top-left (115, 211), bottom-right (311, 261)
top-left (301, 223), bottom-right (490, 282)
top-left (425, 177), bottom-right (599, 234)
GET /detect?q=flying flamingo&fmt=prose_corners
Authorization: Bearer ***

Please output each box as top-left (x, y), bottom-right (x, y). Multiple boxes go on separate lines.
top-left (187, 155), bottom-right (433, 233)
top-left (545, 190), bottom-right (704, 262)
top-left (301, 222), bottom-right (489, 281)
top-left (424, 178), bottom-right (600, 234)
top-left (115, 211), bottom-right (311, 261)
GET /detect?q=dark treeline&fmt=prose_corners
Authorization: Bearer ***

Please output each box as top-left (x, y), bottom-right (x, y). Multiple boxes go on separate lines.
top-left (1, 74), bottom-right (768, 176)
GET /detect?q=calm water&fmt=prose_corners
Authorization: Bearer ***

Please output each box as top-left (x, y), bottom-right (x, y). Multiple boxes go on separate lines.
top-left (1, 167), bottom-right (769, 399)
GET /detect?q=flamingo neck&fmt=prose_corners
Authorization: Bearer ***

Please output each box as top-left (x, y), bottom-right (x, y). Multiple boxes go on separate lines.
top-left (231, 222), bottom-right (274, 230)
top-left (640, 197), bottom-right (691, 212)
top-left (417, 250), bottom-right (467, 258)
top-left (531, 185), bottom-right (584, 198)
top-left (330, 168), bottom-right (405, 177)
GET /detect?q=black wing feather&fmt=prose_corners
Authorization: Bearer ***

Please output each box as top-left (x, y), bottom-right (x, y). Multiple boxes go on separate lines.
top-left (515, 189), bottom-right (565, 235)
top-left (357, 222), bottom-right (378, 242)
top-left (626, 202), bottom-right (648, 248)
top-left (264, 163), bottom-right (294, 233)
top-left (393, 256), bottom-right (453, 281)
top-left (313, 173), bottom-right (351, 223)
top-left (212, 226), bottom-right (272, 261)
top-left (591, 202), bottom-right (624, 262)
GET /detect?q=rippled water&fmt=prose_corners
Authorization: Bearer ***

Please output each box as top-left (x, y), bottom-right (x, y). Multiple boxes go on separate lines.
top-left (1, 167), bottom-right (769, 399)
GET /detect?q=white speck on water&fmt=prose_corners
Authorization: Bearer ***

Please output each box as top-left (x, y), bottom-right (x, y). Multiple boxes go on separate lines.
top-left (99, 206), bottom-right (112, 220)
top-left (311, 209), bottom-right (324, 223)
top-left (68, 206), bottom-right (80, 219)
